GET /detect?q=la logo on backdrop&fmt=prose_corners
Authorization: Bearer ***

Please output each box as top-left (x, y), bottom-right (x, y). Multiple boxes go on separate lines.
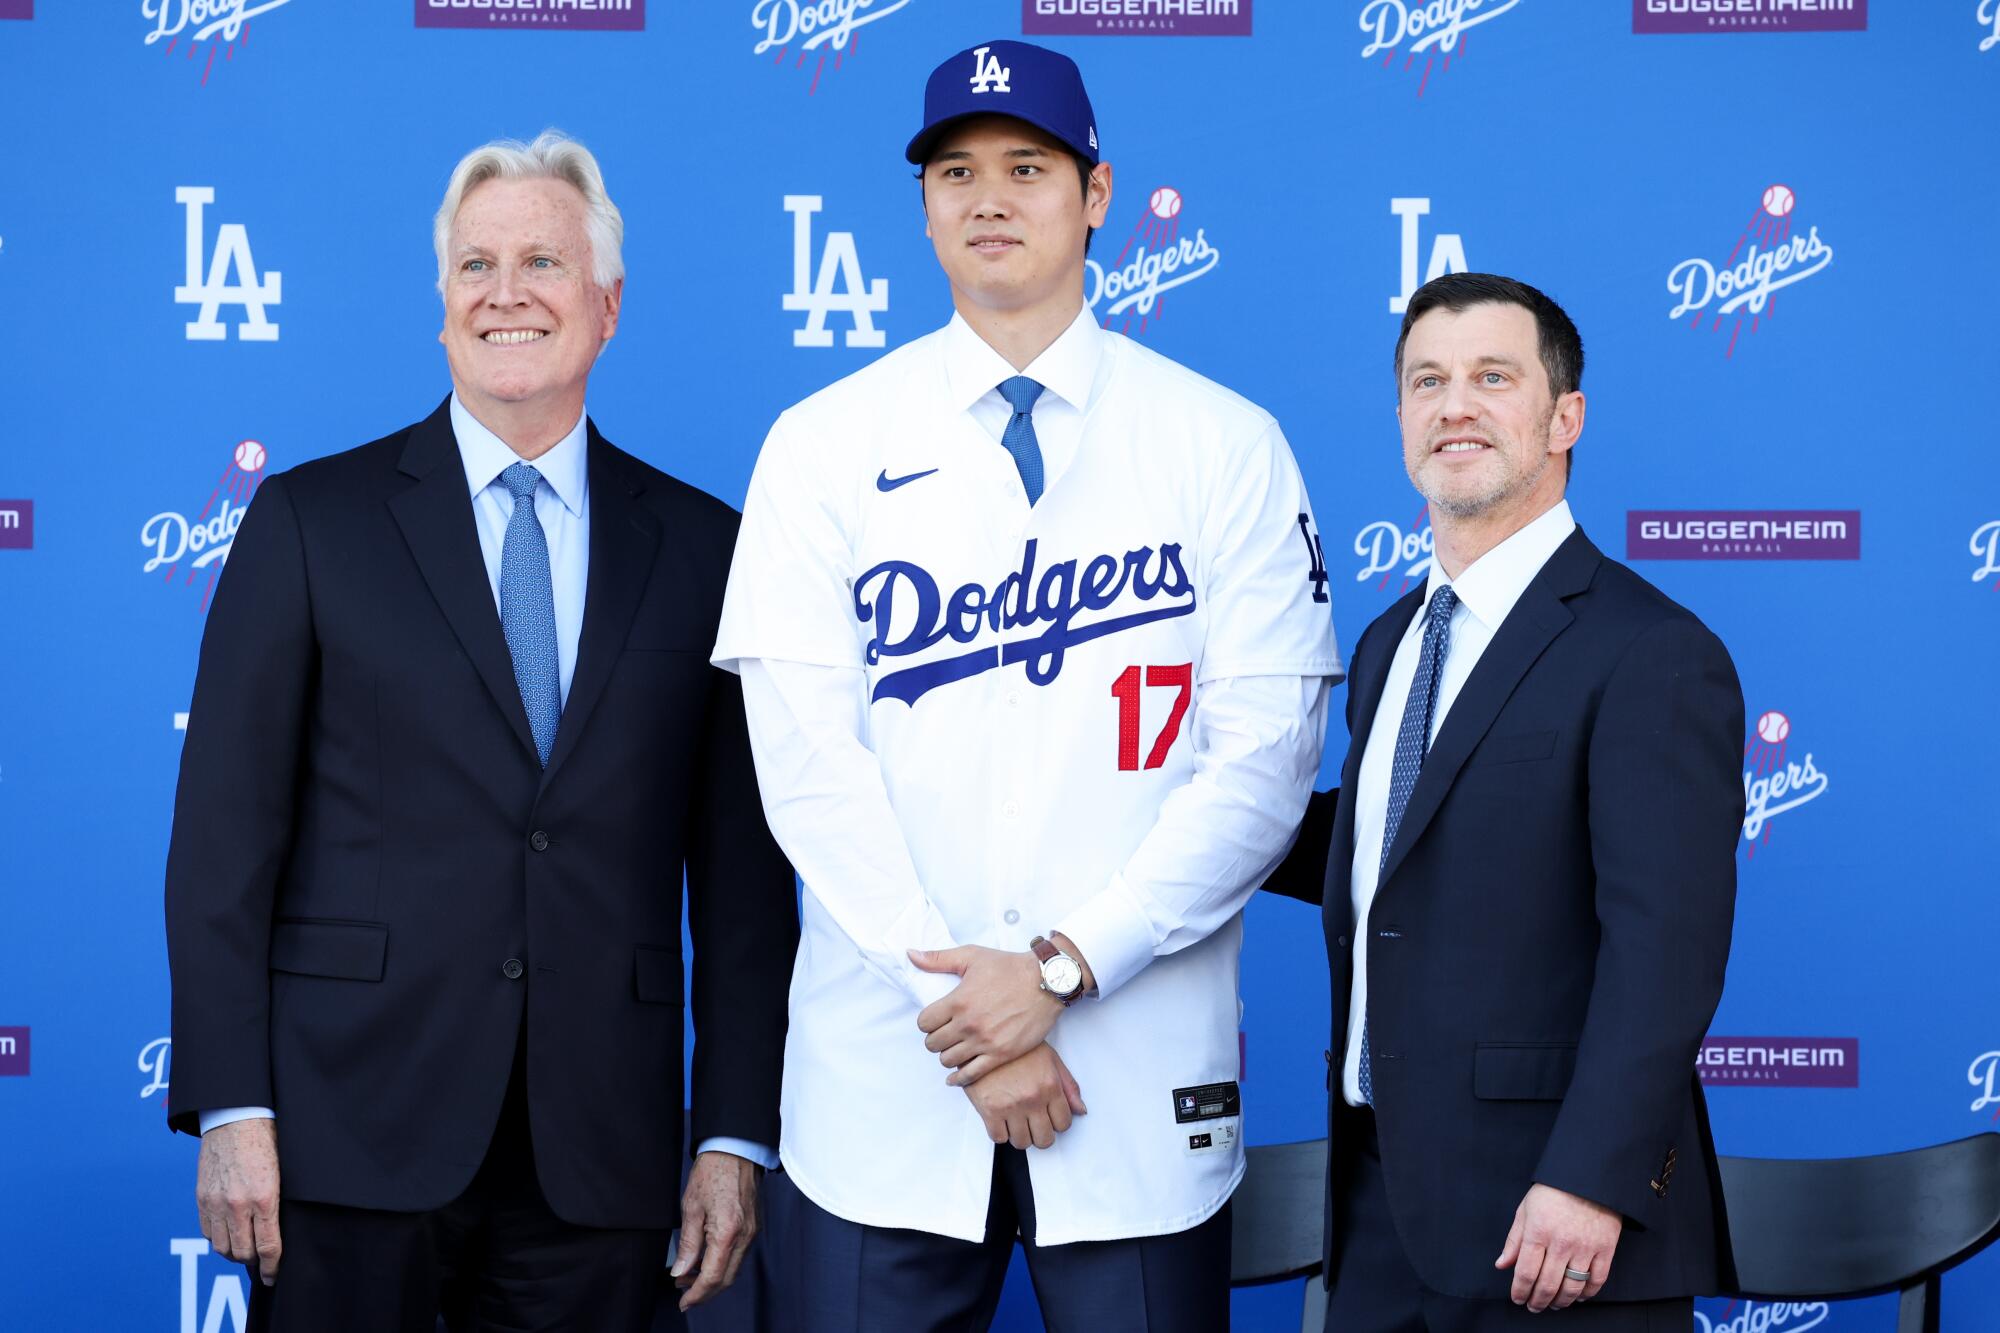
top-left (141, 440), bottom-right (270, 614)
top-left (751, 0), bottom-right (919, 94)
top-left (1666, 183), bottom-right (1834, 358)
top-left (176, 187), bottom-right (281, 342)
top-left (1358, 0), bottom-right (1523, 97)
top-left (143, 0), bottom-right (293, 86)
top-left (783, 195), bottom-right (888, 348)
top-left (1084, 187), bottom-right (1221, 337)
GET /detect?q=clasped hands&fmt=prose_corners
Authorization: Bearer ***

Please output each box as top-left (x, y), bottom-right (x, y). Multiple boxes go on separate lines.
top-left (909, 942), bottom-right (1090, 1150)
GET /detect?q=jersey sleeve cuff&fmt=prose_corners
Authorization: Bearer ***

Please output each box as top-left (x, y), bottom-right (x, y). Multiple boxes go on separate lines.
top-left (1055, 874), bottom-right (1160, 1000)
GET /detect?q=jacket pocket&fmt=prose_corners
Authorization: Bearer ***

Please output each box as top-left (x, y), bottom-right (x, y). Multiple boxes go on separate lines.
top-left (270, 919), bottom-right (388, 981)
top-left (634, 945), bottom-right (684, 1005)
top-left (1469, 730), bottom-right (1558, 766)
top-left (1473, 1042), bottom-right (1578, 1100)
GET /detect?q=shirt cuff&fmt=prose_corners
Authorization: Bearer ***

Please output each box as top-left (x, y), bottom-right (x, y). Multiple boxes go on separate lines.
top-left (198, 1107), bottom-right (275, 1135)
top-left (695, 1136), bottom-right (780, 1170)
top-left (1054, 873), bottom-right (1161, 1001)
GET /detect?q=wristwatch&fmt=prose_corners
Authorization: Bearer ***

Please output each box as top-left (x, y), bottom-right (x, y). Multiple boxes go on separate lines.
top-left (1029, 936), bottom-right (1086, 1006)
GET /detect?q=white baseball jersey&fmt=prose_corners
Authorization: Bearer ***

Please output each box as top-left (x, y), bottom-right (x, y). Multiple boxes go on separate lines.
top-left (713, 307), bottom-right (1341, 1244)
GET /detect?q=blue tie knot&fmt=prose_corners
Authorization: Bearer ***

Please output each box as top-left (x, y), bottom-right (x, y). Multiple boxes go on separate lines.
top-left (501, 462), bottom-right (542, 503)
top-left (999, 376), bottom-right (1045, 415)
top-left (1428, 583), bottom-right (1458, 625)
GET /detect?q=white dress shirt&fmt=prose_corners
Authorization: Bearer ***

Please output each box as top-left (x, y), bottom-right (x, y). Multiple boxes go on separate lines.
top-left (715, 307), bottom-right (1342, 1243)
top-left (1342, 499), bottom-right (1577, 1105)
top-left (201, 400), bottom-right (772, 1164)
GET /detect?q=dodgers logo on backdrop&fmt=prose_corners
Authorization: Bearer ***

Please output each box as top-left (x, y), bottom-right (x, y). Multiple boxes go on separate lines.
top-left (176, 188), bottom-right (281, 342)
top-left (1971, 520), bottom-right (2000, 586)
top-left (1691, 1301), bottom-right (1832, 1333)
top-left (1740, 709), bottom-right (1828, 857)
top-left (0, 1026), bottom-right (28, 1076)
top-left (1970, 1050), bottom-right (2000, 1121)
top-left (172, 1239), bottom-right (248, 1333)
top-left (1389, 198), bottom-right (1468, 314)
top-left (1981, 1), bottom-right (2000, 51)
top-left (1360, 0), bottom-right (1520, 95)
top-left (143, 440), bottom-right (269, 613)
top-left (139, 1037), bottom-right (172, 1099)
top-left (783, 196), bottom-right (887, 349)
top-left (143, 0), bottom-right (290, 85)
top-left (855, 539), bottom-right (1197, 705)
top-left (415, 0), bottom-right (645, 31)
top-left (753, 0), bottom-right (916, 93)
top-left (1698, 1037), bottom-right (1858, 1088)
top-left (1667, 184), bottom-right (1833, 357)
top-left (1085, 188), bottom-right (1220, 335)
top-left (1354, 505), bottom-right (1434, 596)
top-left (1627, 510), bottom-right (1860, 561)
top-left (0, 499), bottom-right (32, 551)
top-left (1633, 0), bottom-right (1864, 34)
top-left (1023, 0), bottom-right (1253, 36)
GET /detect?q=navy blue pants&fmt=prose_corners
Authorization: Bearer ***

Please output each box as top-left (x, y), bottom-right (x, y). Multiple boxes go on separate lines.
top-left (766, 1145), bottom-right (1232, 1332)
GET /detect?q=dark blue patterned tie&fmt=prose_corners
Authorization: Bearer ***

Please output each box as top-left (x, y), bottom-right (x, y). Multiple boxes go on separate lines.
top-left (997, 376), bottom-right (1046, 504)
top-left (1359, 583), bottom-right (1459, 1104)
top-left (499, 462), bottom-right (561, 767)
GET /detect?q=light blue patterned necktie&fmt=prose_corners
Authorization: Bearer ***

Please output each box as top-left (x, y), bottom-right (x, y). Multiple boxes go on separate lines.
top-left (1359, 583), bottom-right (1459, 1105)
top-left (998, 376), bottom-right (1046, 504)
top-left (499, 462), bottom-right (561, 767)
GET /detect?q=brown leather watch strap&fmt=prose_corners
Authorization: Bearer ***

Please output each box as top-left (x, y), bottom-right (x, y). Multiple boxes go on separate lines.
top-left (1029, 936), bottom-right (1060, 965)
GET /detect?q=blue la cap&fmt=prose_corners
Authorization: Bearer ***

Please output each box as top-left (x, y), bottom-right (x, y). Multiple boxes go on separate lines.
top-left (905, 39), bottom-right (1100, 167)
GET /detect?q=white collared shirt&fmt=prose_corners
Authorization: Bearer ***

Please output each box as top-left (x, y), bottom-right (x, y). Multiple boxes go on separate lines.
top-left (714, 306), bottom-right (1343, 1244)
top-left (1342, 499), bottom-right (1577, 1105)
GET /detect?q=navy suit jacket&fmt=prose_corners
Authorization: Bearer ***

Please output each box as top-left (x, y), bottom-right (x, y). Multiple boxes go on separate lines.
top-left (165, 399), bottom-right (798, 1230)
top-left (1267, 527), bottom-right (1742, 1301)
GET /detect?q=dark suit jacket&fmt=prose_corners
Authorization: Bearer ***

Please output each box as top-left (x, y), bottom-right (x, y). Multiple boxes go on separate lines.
top-left (1266, 527), bottom-right (1741, 1301)
top-left (165, 399), bottom-right (798, 1230)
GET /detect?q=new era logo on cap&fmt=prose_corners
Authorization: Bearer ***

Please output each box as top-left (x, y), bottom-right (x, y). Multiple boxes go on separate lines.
top-left (907, 39), bottom-right (1100, 166)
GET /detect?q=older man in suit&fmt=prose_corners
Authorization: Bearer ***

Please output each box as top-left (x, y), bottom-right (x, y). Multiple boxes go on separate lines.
top-left (1267, 273), bottom-right (1741, 1330)
top-left (164, 131), bottom-right (797, 1333)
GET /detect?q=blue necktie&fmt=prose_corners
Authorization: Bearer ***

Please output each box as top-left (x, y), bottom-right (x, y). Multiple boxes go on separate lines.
top-left (998, 376), bottom-right (1046, 504)
top-left (499, 462), bottom-right (561, 767)
top-left (1358, 583), bottom-right (1459, 1105)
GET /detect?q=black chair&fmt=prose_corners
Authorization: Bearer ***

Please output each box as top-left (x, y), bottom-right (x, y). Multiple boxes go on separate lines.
top-left (1230, 1138), bottom-right (1329, 1333)
top-left (1719, 1132), bottom-right (2000, 1333)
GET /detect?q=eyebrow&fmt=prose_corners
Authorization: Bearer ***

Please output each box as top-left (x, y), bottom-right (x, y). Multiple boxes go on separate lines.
top-left (930, 145), bottom-right (1053, 164)
top-left (1405, 354), bottom-right (1526, 378)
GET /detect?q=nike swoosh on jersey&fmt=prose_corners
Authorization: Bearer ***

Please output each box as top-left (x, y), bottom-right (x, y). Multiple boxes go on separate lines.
top-left (876, 468), bottom-right (940, 492)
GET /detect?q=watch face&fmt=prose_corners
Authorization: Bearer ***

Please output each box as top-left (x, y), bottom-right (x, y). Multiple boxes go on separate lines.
top-left (1044, 956), bottom-right (1083, 996)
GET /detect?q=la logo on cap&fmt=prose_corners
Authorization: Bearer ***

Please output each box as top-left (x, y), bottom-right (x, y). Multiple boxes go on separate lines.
top-left (969, 45), bottom-right (1011, 94)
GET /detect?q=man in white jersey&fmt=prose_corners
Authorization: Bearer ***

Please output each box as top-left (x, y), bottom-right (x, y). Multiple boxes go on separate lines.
top-left (712, 39), bottom-right (1341, 1330)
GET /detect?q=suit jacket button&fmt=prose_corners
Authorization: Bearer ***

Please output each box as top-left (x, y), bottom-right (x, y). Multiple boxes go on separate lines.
top-left (502, 958), bottom-right (524, 980)
top-left (1336, 935), bottom-right (1349, 949)
top-left (529, 830), bottom-right (550, 852)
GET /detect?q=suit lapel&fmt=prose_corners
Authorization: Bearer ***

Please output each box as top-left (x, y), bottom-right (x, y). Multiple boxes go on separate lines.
top-left (542, 426), bottom-right (659, 785)
top-left (387, 399), bottom-right (540, 764)
top-left (1322, 586), bottom-right (1426, 934)
top-left (1374, 528), bottom-right (1602, 895)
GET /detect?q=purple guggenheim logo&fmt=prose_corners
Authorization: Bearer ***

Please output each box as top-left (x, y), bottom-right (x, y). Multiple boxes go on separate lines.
top-left (0, 0), bottom-right (32, 19)
top-left (0, 500), bottom-right (31, 550)
top-left (1627, 510), bottom-right (1859, 561)
top-left (415, 0), bottom-right (644, 30)
top-left (1700, 1038), bottom-right (1857, 1088)
top-left (0, 1027), bottom-right (28, 1076)
top-left (1634, 0), bottom-right (1864, 32)
top-left (1025, 0), bottom-right (1251, 35)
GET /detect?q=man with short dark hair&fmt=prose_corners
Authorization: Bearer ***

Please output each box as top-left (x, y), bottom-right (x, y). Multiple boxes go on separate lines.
top-left (714, 39), bottom-right (1341, 1332)
top-left (1268, 272), bottom-right (1741, 1330)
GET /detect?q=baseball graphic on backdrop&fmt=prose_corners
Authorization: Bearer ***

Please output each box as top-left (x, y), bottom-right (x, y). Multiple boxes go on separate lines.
top-left (1761, 183), bottom-right (1795, 218)
top-left (1149, 186), bottom-right (1183, 220)
top-left (1755, 710), bottom-right (1791, 744)
top-left (234, 439), bottom-right (267, 472)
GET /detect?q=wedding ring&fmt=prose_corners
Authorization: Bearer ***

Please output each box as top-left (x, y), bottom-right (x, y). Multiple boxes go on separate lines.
top-left (1564, 1267), bottom-right (1591, 1283)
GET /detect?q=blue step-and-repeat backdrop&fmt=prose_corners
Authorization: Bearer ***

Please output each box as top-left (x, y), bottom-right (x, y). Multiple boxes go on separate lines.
top-left (3, 2), bottom-right (1998, 1329)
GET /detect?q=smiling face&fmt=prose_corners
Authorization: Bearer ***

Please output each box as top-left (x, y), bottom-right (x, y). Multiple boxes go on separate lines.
top-left (921, 115), bottom-right (1110, 322)
top-left (1396, 301), bottom-right (1581, 524)
top-left (439, 175), bottom-right (621, 438)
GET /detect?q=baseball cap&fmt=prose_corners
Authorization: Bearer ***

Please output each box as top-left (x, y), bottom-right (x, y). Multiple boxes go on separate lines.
top-left (905, 39), bottom-right (1100, 167)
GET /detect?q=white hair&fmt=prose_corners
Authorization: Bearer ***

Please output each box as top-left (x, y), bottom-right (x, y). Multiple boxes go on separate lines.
top-left (433, 129), bottom-right (624, 293)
